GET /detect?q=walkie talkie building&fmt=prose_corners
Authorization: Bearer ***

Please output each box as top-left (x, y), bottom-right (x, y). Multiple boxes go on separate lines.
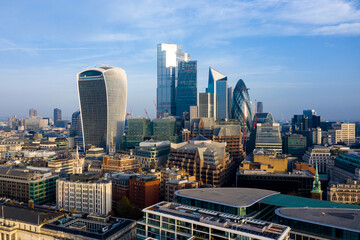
top-left (78, 66), bottom-right (127, 151)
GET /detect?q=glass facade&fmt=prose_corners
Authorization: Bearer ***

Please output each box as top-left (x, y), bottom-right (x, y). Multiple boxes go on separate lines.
top-left (216, 79), bottom-right (228, 120)
top-left (231, 79), bottom-right (253, 132)
top-left (176, 60), bottom-right (197, 117)
top-left (206, 67), bottom-right (227, 120)
top-left (255, 123), bottom-right (282, 153)
top-left (157, 44), bottom-right (189, 116)
top-left (78, 67), bottom-right (127, 151)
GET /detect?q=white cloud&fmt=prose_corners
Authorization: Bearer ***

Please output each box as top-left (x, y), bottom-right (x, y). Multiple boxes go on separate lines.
top-left (313, 22), bottom-right (360, 35)
top-left (90, 33), bottom-right (143, 42)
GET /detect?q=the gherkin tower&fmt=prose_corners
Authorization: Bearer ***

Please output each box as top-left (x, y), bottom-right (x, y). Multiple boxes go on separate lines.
top-left (231, 79), bottom-right (253, 132)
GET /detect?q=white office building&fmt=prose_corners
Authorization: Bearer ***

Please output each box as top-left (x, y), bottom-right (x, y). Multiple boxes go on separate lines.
top-left (57, 174), bottom-right (112, 215)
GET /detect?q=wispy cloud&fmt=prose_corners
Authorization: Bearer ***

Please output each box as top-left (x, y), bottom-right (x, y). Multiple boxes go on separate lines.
top-left (313, 22), bottom-right (360, 35)
top-left (90, 33), bottom-right (143, 42)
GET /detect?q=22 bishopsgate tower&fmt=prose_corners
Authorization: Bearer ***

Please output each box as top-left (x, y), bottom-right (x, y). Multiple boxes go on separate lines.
top-left (157, 43), bottom-right (191, 117)
top-left (77, 66), bottom-right (127, 152)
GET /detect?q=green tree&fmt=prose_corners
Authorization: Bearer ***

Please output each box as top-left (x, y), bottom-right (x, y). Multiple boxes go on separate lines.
top-left (115, 197), bottom-right (143, 220)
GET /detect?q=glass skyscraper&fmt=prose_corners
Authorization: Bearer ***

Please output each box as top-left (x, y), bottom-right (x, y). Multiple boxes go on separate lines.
top-left (231, 79), bottom-right (253, 132)
top-left (157, 44), bottom-right (189, 117)
top-left (206, 67), bottom-right (228, 120)
top-left (77, 66), bottom-right (127, 151)
top-left (176, 60), bottom-right (197, 116)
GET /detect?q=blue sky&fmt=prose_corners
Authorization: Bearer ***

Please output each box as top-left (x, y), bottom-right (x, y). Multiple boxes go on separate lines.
top-left (0, 0), bottom-right (360, 121)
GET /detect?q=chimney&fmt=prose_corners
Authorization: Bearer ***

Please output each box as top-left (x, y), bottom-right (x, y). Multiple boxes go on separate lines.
top-left (29, 199), bottom-right (34, 209)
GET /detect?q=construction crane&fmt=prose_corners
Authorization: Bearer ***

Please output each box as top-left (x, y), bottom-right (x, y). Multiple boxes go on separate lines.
top-left (153, 100), bottom-right (159, 119)
top-left (144, 108), bottom-right (150, 119)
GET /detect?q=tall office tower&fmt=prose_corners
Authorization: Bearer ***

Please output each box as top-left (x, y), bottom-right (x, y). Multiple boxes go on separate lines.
top-left (157, 43), bottom-right (189, 116)
top-left (206, 67), bottom-right (227, 120)
top-left (78, 66), bottom-right (127, 151)
top-left (227, 87), bottom-right (234, 119)
top-left (53, 108), bottom-right (61, 123)
top-left (257, 101), bottom-right (263, 113)
top-left (231, 79), bottom-right (253, 132)
top-left (70, 110), bottom-right (82, 136)
top-left (198, 93), bottom-right (214, 118)
top-left (29, 108), bottom-right (37, 117)
top-left (176, 60), bottom-right (197, 116)
top-left (216, 79), bottom-right (228, 120)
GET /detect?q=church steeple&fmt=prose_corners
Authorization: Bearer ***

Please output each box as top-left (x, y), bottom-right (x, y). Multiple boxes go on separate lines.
top-left (311, 160), bottom-right (323, 200)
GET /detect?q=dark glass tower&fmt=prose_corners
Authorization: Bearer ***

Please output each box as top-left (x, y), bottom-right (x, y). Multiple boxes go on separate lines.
top-left (176, 61), bottom-right (197, 116)
top-left (78, 67), bottom-right (127, 151)
top-left (53, 108), bottom-right (62, 124)
top-left (231, 79), bottom-right (253, 132)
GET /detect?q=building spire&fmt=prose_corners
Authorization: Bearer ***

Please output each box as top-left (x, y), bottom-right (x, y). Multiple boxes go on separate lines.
top-left (311, 159), bottom-right (323, 200)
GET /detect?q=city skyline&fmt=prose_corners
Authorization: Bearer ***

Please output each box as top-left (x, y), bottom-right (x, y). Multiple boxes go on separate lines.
top-left (1, 0), bottom-right (360, 121)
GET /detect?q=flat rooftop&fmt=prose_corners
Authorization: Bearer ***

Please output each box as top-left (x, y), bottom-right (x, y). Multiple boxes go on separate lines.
top-left (276, 208), bottom-right (360, 233)
top-left (175, 188), bottom-right (279, 208)
top-left (261, 194), bottom-right (360, 209)
top-left (143, 202), bottom-right (289, 240)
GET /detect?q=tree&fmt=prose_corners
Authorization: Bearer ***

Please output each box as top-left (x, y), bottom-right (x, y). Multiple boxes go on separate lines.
top-left (115, 196), bottom-right (143, 220)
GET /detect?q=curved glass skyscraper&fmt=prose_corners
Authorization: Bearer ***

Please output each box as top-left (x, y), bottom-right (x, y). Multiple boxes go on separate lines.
top-left (231, 79), bottom-right (253, 132)
top-left (78, 66), bottom-right (127, 151)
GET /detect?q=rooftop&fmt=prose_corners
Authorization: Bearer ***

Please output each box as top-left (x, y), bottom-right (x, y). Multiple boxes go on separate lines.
top-left (261, 194), bottom-right (360, 209)
top-left (276, 207), bottom-right (360, 233)
top-left (0, 203), bottom-right (64, 225)
top-left (143, 202), bottom-right (289, 240)
top-left (175, 188), bottom-right (279, 208)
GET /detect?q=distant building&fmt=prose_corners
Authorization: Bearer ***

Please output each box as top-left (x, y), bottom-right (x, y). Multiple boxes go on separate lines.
top-left (129, 174), bottom-right (159, 208)
top-left (133, 140), bottom-right (170, 169)
top-left (176, 60), bottom-right (197, 117)
top-left (101, 154), bottom-right (139, 174)
top-left (303, 146), bottom-right (331, 173)
top-left (329, 153), bottom-right (360, 181)
top-left (70, 110), bottom-right (83, 147)
top-left (255, 122), bottom-right (282, 153)
top-left (283, 133), bottom-right (307, 159)
top-left (198, 92), bottom-right (214, 118)
top-left (257, 101), bottom-right (263, 113)
top-left (24, 117), bottom-right (48, 130)
top-left (328, 179), bottom-right (360, 204)
top-left (122, 118), bottom-right (152, 149)
top-left (78, 66), bottom-right (127, 151)
top-left (157, 43), bottom-right (189, 116)
top-left (56, 173), bottom-right (112, 215)
top-left (152, 117), bottom-right (180, 143)
top-left (206, 67), bottom-right (228, 120)
top-left (227, 86), bottom-right (234, 118)
top-left (53, 108), bottom-right (61, 126)
top-left (29, 108), bottom-right (37, 117)
top-left (0, 168), bottom-right (58, 205)
top-left (167, 136), bottom-right (235, 187)
top-left (329, 123), bottom-right (356, 145)
top-left (292, 109), bottom-right (321, 131)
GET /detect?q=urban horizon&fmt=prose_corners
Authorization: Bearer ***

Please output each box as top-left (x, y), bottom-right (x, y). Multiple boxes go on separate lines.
top-left (1, 0), bottom-right (360, 122)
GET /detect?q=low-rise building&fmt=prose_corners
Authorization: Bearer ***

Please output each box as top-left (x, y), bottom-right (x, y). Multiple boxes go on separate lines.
top-left (129, 174), bottom-right (159, 209)
top-left (0, 202), bottom-right (136, 240)
top-left (110, 172), bottom-right (138, 209)
top-left (56, 173), bottom-right (112, 215)
top-left (329, 123), bottom-right (356, 145)
top-left (0, 168), bottom-right (58, 205)
top-left (133, 140), bottom-right (170, 169)
top-left (240, 150), bottom-right (289, 173)
top-left (167, 136), bottom-right (235, 187)
top-left (302, 145), bottom-right (331, 173)
top-left (328, 179), bottom-right (360, 204)
top-left (101, 154), bottom-right (139, 174)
